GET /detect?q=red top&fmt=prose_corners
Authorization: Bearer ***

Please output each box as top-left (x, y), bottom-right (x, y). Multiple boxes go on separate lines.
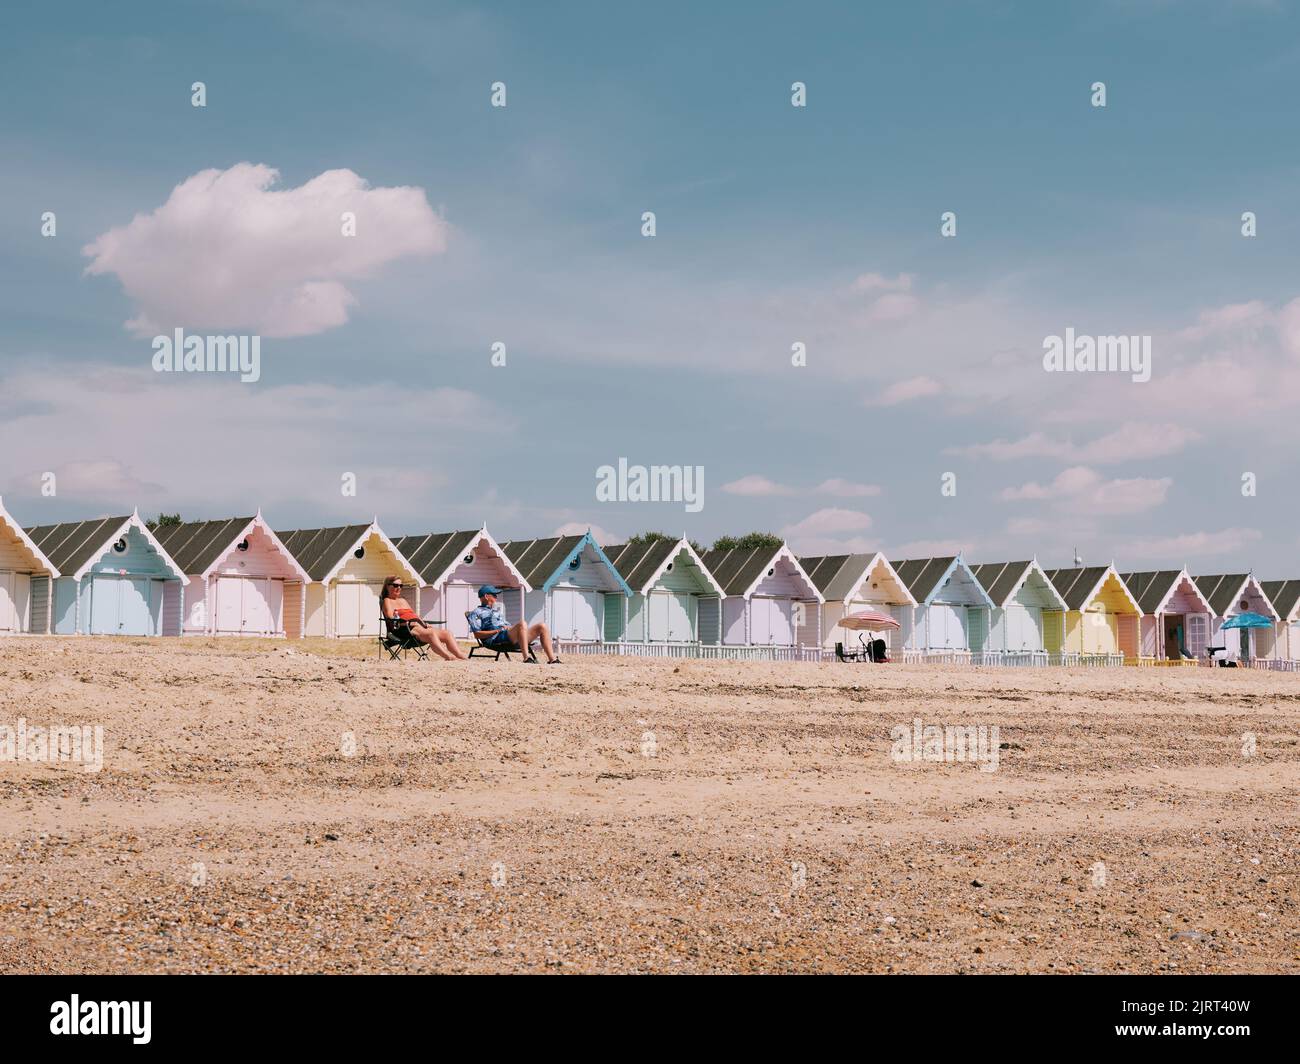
top-left (394, 607), bottom-right (418, 621)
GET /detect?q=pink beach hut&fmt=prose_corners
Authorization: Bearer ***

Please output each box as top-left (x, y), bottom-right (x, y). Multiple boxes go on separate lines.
top-left (0, 497), bottom-right (61, 634)
top-left (153, 513), bottom-right (311, 638)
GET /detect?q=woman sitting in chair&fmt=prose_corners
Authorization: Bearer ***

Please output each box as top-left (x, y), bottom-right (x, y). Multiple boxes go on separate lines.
top-left (380, 576), bottom-right (468, 660)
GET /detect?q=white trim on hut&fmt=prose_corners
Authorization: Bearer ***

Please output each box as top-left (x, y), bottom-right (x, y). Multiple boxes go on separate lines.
top-left (968, 559), bottom-right (1067, 664)
top-left (701, 543), bottom-right (824, 649)
top-left (0, 497), bottom-right (61, 635)
top-left (799, 551), bottom-right (915, 654)
top-left (603, 536), bottom-right (725, 647)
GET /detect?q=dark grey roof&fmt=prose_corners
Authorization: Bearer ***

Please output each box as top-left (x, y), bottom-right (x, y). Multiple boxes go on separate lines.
top-left (1119, 570), bottom-right (1186, 615)
top-left (501, 535), bottom-right (585, 589)
top-left (1262, 580), bottom-right (1300, 621)
top-left (968, 561), bottom-right (1036, 607)
top-left (892, 557), bottom-right (958, 603)
top-left (1043, 566), bottom-right (1113, 611)
top-left (603, 539), bottom-right (678, 592)
top-left (700, 546), bottom-right (784, 597)
top-left (391, 530), bottom-right (480, 586)
top-left (798, 553), bottom-right (881, 602)
top-left (1193, 574), bottom-right (1258, 617)
top-left (24, 516), bottom-right (133, 576)
top-left (153, 517), bottom-right (256, 574)
top-left (275, 525), bottom-right (371, 582)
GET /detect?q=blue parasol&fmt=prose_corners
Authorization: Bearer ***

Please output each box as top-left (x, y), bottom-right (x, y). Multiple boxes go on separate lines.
top-left (1222, 612), bottom-right (1273, 629)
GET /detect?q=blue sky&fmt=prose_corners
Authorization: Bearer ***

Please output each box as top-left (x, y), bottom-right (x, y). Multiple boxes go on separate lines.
top-left (2, 0), bottom-right (1299, 570)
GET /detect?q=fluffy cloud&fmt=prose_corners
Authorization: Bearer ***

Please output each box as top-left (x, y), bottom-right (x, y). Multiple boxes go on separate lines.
top-left (721, 475), bottom-right (796, 497)
top-left (1001, 466), bottom-right (1171, 514)
top-left (781, 508), bottom-right (874, 555)
top-left (83, 163), bottom-right (447, 337)
top-left (950, 423), bottom-right (1200, 464)
top-left (1123, 528), bottom-right (1263, 560)
top-left (864, 375), bottom-right (941, 407)
top-left (814, 478), bottom-right (882, 498)
top-left (553, 521), bottom-right (620, 545)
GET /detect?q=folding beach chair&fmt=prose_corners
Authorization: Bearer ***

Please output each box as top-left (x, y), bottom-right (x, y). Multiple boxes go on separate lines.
top-left (834, 641), bottom-right (860, 663)
top-left (379, 615), bottom-right (429, 662)
top-left (465, 610), bottom-right (542, 661)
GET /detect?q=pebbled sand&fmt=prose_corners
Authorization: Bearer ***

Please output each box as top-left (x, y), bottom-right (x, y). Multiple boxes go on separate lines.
top-left (0, 636), bottom-right (1296, 974)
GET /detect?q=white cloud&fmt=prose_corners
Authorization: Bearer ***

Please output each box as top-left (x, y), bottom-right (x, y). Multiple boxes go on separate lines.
top-left (721, 474), bottom-right (796, 497)
top-left (1123, 528), bottom-right (1263, 560)
top-left (814, 478), bottom-right (882, 498)
top-left (83, 163), bottom-right (447, 337)
top-left (1001, 466), bottom-right (1171, 514)
top-left (553, 521), bottom-right (620, 545)
top-left (888, 538), bottom-right (971, 559)
top-left (780, 508), bottom-right (874, 555)
top-left (865, 375), bottom-right (941, 407)
top-left (950, 422), bottom-right (1200, 464)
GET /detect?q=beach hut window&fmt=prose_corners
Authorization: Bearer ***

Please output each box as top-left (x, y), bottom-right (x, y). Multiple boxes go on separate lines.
top-left (665, 562), bottom-right (674, 572)
top-left (237, 539), bottom-right (250, 552)
top-left (767, 568), bottom-right (775, 577)
top-left (463, 553), bottom-right (475, 565)
top-left (353, 546), bottom-right (365, 559)
top-left (569, 556), bottom-right (581, 570)
top-left (112, 538), bottom-right (127, 554)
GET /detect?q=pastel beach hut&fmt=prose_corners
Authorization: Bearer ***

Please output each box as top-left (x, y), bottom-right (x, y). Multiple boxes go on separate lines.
top-left (23, 510), bottom-right (188, 636)
top-left (798, 552), bottom-right (915, 654)
top-left (699, 543), bottom-right (823, 652)
top-left (502, 531), bottom-right (633, 645)
top-left (0, 497), bottom-right (61, 634)
top-left (891, 556), bottom-right (995, 661)
top-left (968, 560), bottom-right (1068, 665)
top-left (275, 521), bottom-right (421, 638)
top-left (390, 526), bottom-right (531, 640)
top-left (1042, 565), bottom-right (1142, 664)
top-left (1260, 581), bottom-right (1300, 666)
top-left (1119, 569), bottom-right (1215, 663)
top-left (1192, 573), bottom-right (1279, 664)
top-left (602, 537), bottom-right (726, 649)
top-left (152, 513), bottom-right (311, 638)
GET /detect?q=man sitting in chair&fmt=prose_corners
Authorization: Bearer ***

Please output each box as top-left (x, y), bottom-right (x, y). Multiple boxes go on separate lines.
top-left (466, 585), bottom-right (562, 664)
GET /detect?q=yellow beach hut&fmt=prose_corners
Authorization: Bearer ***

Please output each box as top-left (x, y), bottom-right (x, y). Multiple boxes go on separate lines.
top-left (1042, 565), bottom-right (1142, 664)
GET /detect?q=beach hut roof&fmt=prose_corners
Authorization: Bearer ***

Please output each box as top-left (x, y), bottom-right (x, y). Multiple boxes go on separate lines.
top-left (1043, 564), bottom-right (1140, 614)
top-left (969, 560), bottom-right (1067, 610)
top-left (24, 510), bottom-right (188, 584)
top-left (152, 513), bottom-right (309, 582)
top-left (275, 521), bottom-right (418, 584)
top-left (502, 531), bottom-right (633, 596)
top-left (892, 556), bottom-right (993, 607)
top-left (1260, 580), bottom-right (1300, 624)
top-left (1120, 569), bottom-right (1213, 616)
top-left (1192, 573), bottom-right (1279, 620)
top-left (391, 527), bottom-right (531, 592)
top-left (0, 496), bottom-right (60, 577)
top-left (603, 537), bottom-right (724, 597)
top-left (700, 543), bottom-right (823, 602)
top-left (799, 552), bottom-right (917, 606)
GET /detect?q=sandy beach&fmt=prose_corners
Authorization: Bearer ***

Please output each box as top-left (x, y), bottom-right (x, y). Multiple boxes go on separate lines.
top-left (0, 637), bottom-right (1295, 974)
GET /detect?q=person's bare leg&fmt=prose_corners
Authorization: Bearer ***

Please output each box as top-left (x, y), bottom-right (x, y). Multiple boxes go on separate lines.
top-left (530, 622), bottom-right (557, 662)
top-left (439, 629), bottom-right (468, 660)
top-left (509, 621), bottom-right (534, 661)
top-left (416, 627), bottom-right (455, 660)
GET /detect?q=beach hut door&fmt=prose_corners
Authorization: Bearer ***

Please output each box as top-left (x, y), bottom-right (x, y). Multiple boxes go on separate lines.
top-left (0, 572), bottom-right (15, 632)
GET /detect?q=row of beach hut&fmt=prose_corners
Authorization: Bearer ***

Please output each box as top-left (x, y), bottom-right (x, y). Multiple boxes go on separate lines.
top-left (1, 498), bottom-right (1297, 667)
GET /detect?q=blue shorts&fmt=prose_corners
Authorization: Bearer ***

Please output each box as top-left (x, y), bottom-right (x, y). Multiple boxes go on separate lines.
top-left (485, 630), bottom-right (515, 648)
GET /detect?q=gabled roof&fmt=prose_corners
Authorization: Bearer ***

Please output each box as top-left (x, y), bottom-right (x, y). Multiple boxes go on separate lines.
top-left (699, 543), bottom-right (823, 601)
top-left (502, 531), bottom-right (632, 596)
top-left (24, 511), bottom-right (188, 583)
top-left (391, 527), bottom-right (531, 591)
top-left (0, 497), bottom-right (60, 577)
top-left (798, 552), bottom-right (916, 606)
top-left (970, 560), bottom-right (1067, 610)
top-left (275, 522), bottom-right (419, 584)
top-left (603, 537), bottom-right (724, 597)
top-left (1121, 569), bottom-right (1213, 616)
top-left (1044, 565), bottom-right (1140, 614)
top-left (893, 556), bottom-right (993, 607)
top-left (152, 513), bottom-right (309, 581)
top-left (1261, 580), bottom-right (1300, 624)
top-left (1193, 573), bottom-right (1278, 620)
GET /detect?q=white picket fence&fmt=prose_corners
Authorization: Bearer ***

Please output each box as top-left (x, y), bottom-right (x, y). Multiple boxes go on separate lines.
top-left (555, 640), bottom-right (832, 662)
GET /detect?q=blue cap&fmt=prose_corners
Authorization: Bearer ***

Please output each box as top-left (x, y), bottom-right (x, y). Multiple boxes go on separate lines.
top-left (478, 585), bottom-right (502, 598)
